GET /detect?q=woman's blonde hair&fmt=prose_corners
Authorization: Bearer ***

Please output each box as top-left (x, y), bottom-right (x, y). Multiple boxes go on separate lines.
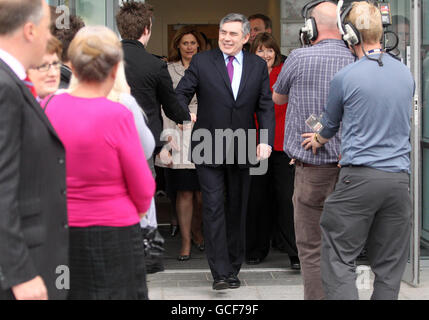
top-left (68, 25), bottom-right (123, 82)
top-left (107, 61), bottom-right (130, 102)
top-left (346, 1), bottom-right (383, 44)
top-left (68, 61), bottom-right (129, 100)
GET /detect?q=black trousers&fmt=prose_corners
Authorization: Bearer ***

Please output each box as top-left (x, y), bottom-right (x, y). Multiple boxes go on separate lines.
top-left (196, 164), bottom-right (251, 280)
top-left (246, 151), bottom-right (298, 260)
top-left (321, 167), bottom-right (412, 300)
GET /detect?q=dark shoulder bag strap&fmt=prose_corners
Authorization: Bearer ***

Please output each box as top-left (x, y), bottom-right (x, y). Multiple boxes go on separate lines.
top-left (43, 94), bottom-right (56, 112)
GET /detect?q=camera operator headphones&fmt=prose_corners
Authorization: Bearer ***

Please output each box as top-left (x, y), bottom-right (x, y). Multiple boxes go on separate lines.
top-left (337, 0), bottom-right (384, 66)
top-left (300, 0), bottom-right (337, 46)
top-left (337, 0), bottom-right (362, 47)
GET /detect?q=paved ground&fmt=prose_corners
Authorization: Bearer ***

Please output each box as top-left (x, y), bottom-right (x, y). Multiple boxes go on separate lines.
top-left (146, 224), bottom-right (429, 300)
top-left (153, 194), bottom-right (429, 300)
top-left (147, 267), bottom-right (429, 300)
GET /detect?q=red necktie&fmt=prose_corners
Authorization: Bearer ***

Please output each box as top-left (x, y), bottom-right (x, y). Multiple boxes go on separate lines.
top-left (23, 76), bottom-right (37, 98)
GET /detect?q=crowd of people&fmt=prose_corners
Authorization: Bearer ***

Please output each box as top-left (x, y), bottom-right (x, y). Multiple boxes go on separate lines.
top-left (0, 0), bottom-right (413, 301)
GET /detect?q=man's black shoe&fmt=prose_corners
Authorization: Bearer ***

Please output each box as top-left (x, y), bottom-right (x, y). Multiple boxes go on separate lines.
top-left (289, 256), bottom-right (301, 270)
top-left (212, 279), bottom-right (229, 291)
top-left (226, 275), bottom-right (241, 289)
top-left (246, 257), bottom-right (261, 265)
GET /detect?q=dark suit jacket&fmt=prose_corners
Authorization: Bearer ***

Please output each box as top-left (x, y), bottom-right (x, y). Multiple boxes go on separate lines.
top-left (59, 64), bottom-right (72, 89)
top-left (0, 60), bottom-right (68, 300)
top-left (175, 48), bottom-right (275, 167)
top-left (121, 40), bottom-right (191, 151)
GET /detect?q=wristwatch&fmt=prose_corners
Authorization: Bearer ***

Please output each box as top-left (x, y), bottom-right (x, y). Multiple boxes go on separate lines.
top-left (314, 133), bottom-right (325, 145)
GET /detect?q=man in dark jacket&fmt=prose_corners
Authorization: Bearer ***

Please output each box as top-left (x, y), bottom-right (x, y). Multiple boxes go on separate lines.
top-left (116, 1), bottom-right (192, 155)
top-left (175, 13), bottom-right (275, 291)
top-left (0, 0), bottom-right (68, 300)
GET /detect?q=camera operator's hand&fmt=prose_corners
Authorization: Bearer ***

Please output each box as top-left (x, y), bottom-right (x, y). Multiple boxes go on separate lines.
top-left (12, 276), bottom-right (48, 300)
top-left (301, 133), bottom-right (326, 155)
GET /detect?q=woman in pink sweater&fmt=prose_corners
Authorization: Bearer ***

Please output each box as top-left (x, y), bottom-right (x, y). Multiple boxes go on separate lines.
top-left (43, 26), bottom-right (155, 300)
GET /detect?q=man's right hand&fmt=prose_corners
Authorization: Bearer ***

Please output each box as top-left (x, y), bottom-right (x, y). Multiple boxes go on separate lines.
top-left (11, 276), bottom-right (48, 300)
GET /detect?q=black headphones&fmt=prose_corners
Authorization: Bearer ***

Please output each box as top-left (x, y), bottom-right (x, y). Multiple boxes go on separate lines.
top-left (337, 0), bottom-right (384, 66)
top-left (338, 0), bottom-right (362, 47)
top-left (300, 0), bottom-right (337, 46)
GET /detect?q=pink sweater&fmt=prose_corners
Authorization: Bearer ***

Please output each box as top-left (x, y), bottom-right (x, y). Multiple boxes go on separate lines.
top-left (44, 93), bottom-right (155, 227)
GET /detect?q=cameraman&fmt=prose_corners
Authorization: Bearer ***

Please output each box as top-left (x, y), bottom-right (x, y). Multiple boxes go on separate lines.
top-left (302, 1), bottom-right (414, 300)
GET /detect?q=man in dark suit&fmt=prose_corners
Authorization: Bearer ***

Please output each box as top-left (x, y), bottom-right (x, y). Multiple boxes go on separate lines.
top-left (0, 0), bottom-right (68, 300)
top-left (116, 1), bottom-right (193, 156)
top-left (176, 13), bottom-right (275, 290)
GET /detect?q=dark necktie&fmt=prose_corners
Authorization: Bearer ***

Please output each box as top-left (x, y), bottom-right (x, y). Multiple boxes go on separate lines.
top-left (227, 56), bottom-right (234, 83)
top-left (23, 75), bottom-right (37, 97)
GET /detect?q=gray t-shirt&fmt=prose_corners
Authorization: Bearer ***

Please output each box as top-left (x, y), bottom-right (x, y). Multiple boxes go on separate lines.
top-left (320, 53), bottom-right (415, 173)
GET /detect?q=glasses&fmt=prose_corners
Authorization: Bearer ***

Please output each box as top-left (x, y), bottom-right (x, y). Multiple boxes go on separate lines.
top-left (34, 61), bottom-right (61, 72)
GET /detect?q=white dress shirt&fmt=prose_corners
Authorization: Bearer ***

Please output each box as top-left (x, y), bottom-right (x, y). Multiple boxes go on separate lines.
top-left (0, 48), bottom-right (26, 80)
top-left (223, 51), bottom-right (243, 100)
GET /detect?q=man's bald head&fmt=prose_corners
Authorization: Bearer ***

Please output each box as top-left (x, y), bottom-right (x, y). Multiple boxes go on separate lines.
top-left (311, 2), bottom-right (339, 30)
top-left (310, 1), bottom-right (341, 42)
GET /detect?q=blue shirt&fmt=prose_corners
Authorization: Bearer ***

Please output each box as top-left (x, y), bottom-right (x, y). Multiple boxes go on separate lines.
top-left (273, 39), bottom-right (354, 164)
top-left (223, 51), bottom-right (243, 100)
top-left (319, 53), bottom-right (415, 173)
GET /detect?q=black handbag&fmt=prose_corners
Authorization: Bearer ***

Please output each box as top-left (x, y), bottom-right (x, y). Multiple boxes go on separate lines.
top-left (141, 227), bottom-right (165, 274)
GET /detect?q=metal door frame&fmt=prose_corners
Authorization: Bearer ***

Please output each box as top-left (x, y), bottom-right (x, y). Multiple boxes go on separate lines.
top-left (403, 0), bottom-right (422, 287)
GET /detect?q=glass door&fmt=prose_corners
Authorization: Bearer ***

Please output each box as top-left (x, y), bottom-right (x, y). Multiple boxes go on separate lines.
top-left (386, 0), bottom-right (420, 286)
top-left (421, 0), bottom-right (429, 262)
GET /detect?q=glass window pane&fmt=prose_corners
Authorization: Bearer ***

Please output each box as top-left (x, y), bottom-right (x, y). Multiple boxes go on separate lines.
top-left (422, 149), bottom-right (429, 250)
top-left (423, 0), bottom-right (429, 140)
top-left (75, 0), bottom-right (105, 26)
top-left (421, 0), bottom-right (429, 256)
top-left (387, 0), bottom-right (411, 65)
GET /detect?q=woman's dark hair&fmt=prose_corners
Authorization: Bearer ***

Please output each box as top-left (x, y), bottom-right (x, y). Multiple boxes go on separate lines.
top-left (51, 12), bottom-right (85, 63)
top-left (168, 25), bottom-right (206, 63)
top-left (250, 32), bottom-right (282, 68)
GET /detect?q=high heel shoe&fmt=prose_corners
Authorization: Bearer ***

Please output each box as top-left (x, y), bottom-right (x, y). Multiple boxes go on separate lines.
top-left (177, 254), bottom-right (191, 261)
top-left (170, 224), bottom-right (179, 237)
top-left (192, 240), bottom-right (205, 251)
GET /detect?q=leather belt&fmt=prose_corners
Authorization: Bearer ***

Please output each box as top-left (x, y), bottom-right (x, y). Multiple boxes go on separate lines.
top-left (295, 160), bottom-right (338, 168)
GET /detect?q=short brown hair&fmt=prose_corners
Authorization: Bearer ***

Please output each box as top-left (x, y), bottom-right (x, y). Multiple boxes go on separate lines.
top-left (68, 26), bottom-right (123, 83)
top-left (346, 1), bottom-right (383, 44)
top-left (116, 1), bottom-right (154, 40)
top-left (168, 25), bottom-right (206, 62)
top-left (248, 14), bottom-right (272, 30)
top-left (0, 0), bottom-right (44, 35)
top-left (46, 36), bottom-right (63, 59)
top-left (250, 32), bottom-right (282, 68)
top-left (51, 11), bottom-right (85, 63)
